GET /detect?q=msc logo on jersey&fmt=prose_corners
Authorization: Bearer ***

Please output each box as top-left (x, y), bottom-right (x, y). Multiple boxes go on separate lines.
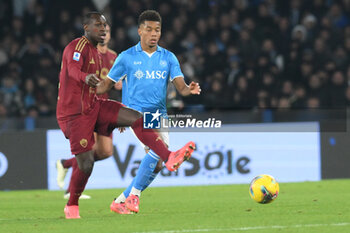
top-left (146, 70), bottom-right (167, 79)
top-left (73, 52), bottom-right (81, 61)
top-left (143, 110), bottom-right (162, 129)
top-left (134, 70), bottom-right (167, 80)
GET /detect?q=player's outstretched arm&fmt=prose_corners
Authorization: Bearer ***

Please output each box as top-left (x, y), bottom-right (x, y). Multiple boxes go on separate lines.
top-left (172, 77), bottom-right (201, 96)
top-left (96, 77), bottom-right (114, 94)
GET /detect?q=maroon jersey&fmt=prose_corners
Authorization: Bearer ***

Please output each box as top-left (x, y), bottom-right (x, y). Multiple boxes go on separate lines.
top-left (57, 36), bottom-right (102, 120)
top-left (98, 48), bottom-right (117, 99)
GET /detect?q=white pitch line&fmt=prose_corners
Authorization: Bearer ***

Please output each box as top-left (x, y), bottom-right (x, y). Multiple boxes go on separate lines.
top-left (133, 222), bottom-right (350, 233)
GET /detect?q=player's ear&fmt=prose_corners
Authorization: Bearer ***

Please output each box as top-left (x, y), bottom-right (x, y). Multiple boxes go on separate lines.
top-left (138, 27), bottom-right (142, 37)
top-left (83, 24), bottom-right (89, 32)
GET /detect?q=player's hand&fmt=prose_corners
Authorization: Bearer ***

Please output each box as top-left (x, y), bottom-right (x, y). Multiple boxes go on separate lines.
top-left (189, 81), bottom-right (201, 95)
top-left (118, 127), bottom-right (126, 133)
top-left (85, 74), bottom-right (100, 88)
top-left (114, 81), bottom-right (122, 90)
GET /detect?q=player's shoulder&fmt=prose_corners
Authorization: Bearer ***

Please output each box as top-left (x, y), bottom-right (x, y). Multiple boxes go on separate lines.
top-left (117, 45), bottom-right (137, 61)
top-left (124, 44), bottom-right (139, 55)
top-left (107, 48), bottom-right (117, 56)
top-left (66, 37), bottom-right (90, 53)
top-left (158, 46), bottom-right (175, 56)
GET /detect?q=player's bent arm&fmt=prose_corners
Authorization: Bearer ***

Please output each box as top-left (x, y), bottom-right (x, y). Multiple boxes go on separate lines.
top-left (172, 77), bottom-right (201, 96)
top-left (96, 77), bottom-right (114, 94)
top-left (67, 59), bottom-right (89, 83)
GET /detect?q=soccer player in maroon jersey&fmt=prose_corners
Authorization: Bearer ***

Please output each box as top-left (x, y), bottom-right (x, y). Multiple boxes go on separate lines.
top-left (57, 12), bottom-right (195, 219)
top-left (56, 23), bottom-right (118, 200)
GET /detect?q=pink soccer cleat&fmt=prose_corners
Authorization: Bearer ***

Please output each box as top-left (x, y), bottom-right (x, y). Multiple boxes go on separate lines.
top-left (165, 141), bottom-right (196, 171)
top-left (125, 194), bottom-right (140, 213)
top-left (64, 205), bottom-right (81, 219)
top-left (110, 201), bottom-right (132, 214)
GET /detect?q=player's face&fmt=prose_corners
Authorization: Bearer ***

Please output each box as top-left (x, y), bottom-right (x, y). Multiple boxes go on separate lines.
top-left (100, 24), bottom-right (111, 46)
top-left (85, 15), bottom-right (107, 45)
top-left (138, 21), bottom-right (161, 48)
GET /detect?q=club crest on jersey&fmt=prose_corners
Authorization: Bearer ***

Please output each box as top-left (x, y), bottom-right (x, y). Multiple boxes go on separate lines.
top-left (73, 52), bottom-right (81, 61)
top-left (160, 60), bottom-right (167, 67)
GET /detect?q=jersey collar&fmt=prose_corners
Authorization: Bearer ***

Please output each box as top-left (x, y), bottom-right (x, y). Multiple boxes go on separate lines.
top-left (135, 42), bottom-right (161, 52)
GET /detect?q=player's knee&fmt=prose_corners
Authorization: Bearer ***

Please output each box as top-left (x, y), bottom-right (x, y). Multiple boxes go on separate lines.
top-left (154, 159), bottom-right (163, 173)
top-left (96, 149), bottom-right (113, 160)
top-left (133, 111), bottom-right (143, 121)
top-left (96, 145), bottom-right (113, 159)
top-left (77, 156), bottom-right (94, 174)
top-left (81, 159), bottom-right (94, 174)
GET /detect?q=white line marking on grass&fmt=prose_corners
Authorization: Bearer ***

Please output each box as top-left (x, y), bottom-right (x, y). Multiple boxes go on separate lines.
top-left (133, 222), bottom-right (350, 233)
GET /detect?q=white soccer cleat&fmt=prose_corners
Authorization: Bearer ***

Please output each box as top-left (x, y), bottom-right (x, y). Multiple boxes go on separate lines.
top-left (64, 192), bottom-right (91, 200)
top-left (56, 160), bottom-right (68, 189)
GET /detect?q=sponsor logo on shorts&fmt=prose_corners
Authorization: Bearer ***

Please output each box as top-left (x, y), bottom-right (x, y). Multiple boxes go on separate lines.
top-left (80, 139), bottom-right (88, 148)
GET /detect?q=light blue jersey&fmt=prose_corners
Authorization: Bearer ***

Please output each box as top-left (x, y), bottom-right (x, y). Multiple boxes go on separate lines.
top-left (107, 42), bottom-right (184, 114)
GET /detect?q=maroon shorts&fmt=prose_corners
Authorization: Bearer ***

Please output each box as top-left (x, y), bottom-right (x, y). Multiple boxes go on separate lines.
top-left (58, 99), bottom-right (123, 155)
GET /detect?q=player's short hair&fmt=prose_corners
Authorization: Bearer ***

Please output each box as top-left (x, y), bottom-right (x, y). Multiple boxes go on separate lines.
top-left (83, 12), bottom-right (104, 25)
top-left (138, 10), bottom-right (162, 27)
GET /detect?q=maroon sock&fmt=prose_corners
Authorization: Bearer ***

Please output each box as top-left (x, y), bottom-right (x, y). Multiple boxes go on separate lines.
top-left (62, 157), bottom-right (76, 169)
top-left (131, 118), bottom-right (171, 161)
top-left (67, 164), bottom-right (90, 206)
top-left (66, 158), bottom-right (78, 194)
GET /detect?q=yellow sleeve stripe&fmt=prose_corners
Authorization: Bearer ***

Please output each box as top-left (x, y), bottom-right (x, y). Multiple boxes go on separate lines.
top-left (75, 38), bottom-right (85, 51)
top-left (77, 39), bottom-right (88, 52)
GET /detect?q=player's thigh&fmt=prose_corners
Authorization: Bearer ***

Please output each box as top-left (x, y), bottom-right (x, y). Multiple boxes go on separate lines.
top-left (59, 114), bottom-right (97, 155)
top-left (96, 99), bottom-right (123, 135)
top-left (94, 133), bottom-right (113, 159)
top-left (117, 106), bottom-right (142, 127)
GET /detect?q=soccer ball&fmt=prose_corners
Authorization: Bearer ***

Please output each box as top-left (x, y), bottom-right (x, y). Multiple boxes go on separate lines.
top-left (249, 174), bottom-right (279, 204)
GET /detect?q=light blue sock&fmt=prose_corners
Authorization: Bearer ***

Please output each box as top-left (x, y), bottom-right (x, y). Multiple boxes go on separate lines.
top-left (123, 150), bottom-right (159, 197)
top-left (141, 171), bottom-right (158, 191)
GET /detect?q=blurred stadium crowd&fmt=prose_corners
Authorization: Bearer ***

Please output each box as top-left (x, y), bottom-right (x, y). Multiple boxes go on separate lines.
top-left (0, 0), bottom-right (350, 118)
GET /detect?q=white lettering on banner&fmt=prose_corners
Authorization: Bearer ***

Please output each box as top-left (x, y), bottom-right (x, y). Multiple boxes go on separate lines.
top-left (46, 122), bottom-right (321, 190)
top-left (0, 152), bottom-right (8, 178)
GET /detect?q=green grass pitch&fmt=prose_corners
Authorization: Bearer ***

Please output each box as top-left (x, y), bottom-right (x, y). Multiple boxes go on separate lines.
top-left (1, 179), bottom-right (349, 233)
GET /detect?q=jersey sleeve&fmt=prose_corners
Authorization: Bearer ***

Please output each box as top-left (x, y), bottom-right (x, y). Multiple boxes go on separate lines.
top-left (169, 52), bottom-right (184, 82)
top-left (107, 52), bottom-right (127, 83)
top-left (66, 40), bottom-right (89, 83)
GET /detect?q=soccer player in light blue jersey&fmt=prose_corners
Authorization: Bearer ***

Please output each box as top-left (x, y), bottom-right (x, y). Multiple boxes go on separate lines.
top-left (97, 10), bottom-right (201, 214)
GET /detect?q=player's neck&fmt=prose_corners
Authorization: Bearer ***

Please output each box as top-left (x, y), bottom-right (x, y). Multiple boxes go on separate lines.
top-left (140, 42), bottom-right (157, 53)
top-left (84, 34), bottom-right (98, 47)
top-left (98, 44), bottom-right (108, 54)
